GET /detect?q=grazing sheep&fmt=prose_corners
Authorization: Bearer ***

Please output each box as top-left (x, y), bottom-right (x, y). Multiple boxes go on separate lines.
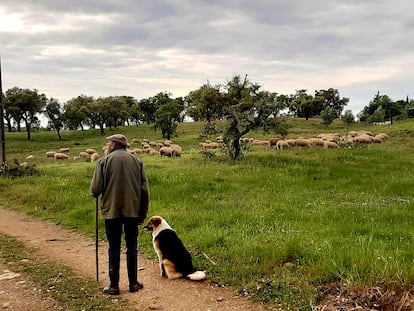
top-left (268, 138), bottom-right (281, 147)
top-left (376, 133), bottom-right (389, 140)
top-left (20, 161), bottom-right (29, 168)
top-left (148, 148), bottom-right (158, 156)
top-left (323, 141), bottom-right (339, 149)
top-left (90, 152), bottom-right (100, 162)
top-left (201, 142), bottom-right (221, 149)
top-left (46, 151), bottom-right (56, 158)
top-left (85, 148), bottom-right (97, 154)
top-left (131, 138), bottom-right (141, 144)
top-left (251, 140), bottom-right (269, 146)
top-left (276, 140), bottom-right (290, 150)
top-left (295, 138), bottom-right (312, 147)
top-left (357, 130), bottom-right (373, 136)
top-left (354, 135), bottom-right (373, 144)
top-left (26, 155), bottom-right (35, 160)
top-left (372, 136), bottom-right (383, 143)
top-left (59, 147), bottom-right (70, 153)
top-left (318, 133), bottom-right (340, 142)
top-left (171, 144), bottom-right (183, 158)
top-left (160, 146), bottom-right (174, 157)
top-left (133, 148), bottom-right (144, 154)
top-left (240, 137), bottom-right (251, 144)
top-left (54, 152), bottom-right (70, 160)
top-left (286, 139), bottom-right (296, 147)
top-left (79, 151), bottom-right (90, 159)
top-left (310, 138), bottom-right (325, 147)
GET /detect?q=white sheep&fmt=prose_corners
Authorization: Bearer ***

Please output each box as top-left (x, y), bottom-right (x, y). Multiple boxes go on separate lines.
top-left (90, 152), bottom-right (100, 162)
top-left (295, 138), bottom-right (312, 147)
top-left (160, 146), bottom-right (174, 157)
top-left (85, 148), bottom-right (97, 154)
top-left (54, 153), bottom-right (70, 160)
top-left (323, 141), bottom-right (339, 149)
top-left (79, 151), bottom-right (90, 159)
top-left (276, 140), bottom-right (290, 150)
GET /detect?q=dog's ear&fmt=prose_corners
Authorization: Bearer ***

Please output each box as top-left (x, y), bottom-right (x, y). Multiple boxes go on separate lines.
top-left (153, 217), bottom-right (162, 227)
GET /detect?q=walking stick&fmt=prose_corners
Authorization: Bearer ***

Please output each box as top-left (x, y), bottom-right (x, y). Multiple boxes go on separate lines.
top-left (95, 196), bottom-right (99, 282)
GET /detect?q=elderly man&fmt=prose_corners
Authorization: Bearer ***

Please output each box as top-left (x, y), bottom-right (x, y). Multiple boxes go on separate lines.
top-left (90, 134), bottom-right (150, 295)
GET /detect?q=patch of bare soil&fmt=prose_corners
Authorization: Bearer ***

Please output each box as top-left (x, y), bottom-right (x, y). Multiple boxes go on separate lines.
top-left (0, 262), bottom-right (63, 310)
top-left (0, 208), bottom-right (276, 311)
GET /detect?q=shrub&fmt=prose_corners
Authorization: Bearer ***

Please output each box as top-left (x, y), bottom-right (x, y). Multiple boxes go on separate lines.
top-left (0, 159), bottom-right (39, 178)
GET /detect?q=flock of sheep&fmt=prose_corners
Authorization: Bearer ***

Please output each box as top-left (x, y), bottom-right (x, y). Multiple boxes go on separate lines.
top-left (38, 138), bottom-right (184, 163)
top-left (23, 130), bottom-right (389, 165)
top-left (200, 130), bottom-right (390, 151)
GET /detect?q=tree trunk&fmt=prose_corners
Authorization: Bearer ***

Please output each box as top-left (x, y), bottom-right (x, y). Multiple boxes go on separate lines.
top-left (99, 123), bottom-right (105, 136)
top-left (230, 137), bottom-right (242, 161)
top-left (26, 122), bottom-right (31, 140)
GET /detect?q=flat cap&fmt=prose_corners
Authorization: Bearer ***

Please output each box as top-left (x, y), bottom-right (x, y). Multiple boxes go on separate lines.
top-left (106, 134), bottom-right (128, 146)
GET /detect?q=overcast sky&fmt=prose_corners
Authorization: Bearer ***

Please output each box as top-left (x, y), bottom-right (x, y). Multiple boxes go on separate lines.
top-left (1, 0), bottom-right (413, 115)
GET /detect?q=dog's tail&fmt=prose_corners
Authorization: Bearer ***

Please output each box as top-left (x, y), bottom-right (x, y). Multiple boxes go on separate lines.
top-left (187, 270), bottom-right (207, 281)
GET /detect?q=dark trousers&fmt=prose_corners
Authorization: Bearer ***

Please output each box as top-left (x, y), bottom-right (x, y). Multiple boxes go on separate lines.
top-left (105, 217), bottom-right (139, 260)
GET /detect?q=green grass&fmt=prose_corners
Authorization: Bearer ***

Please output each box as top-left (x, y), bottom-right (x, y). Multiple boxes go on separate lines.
top-left (1, 118), bottom-right (414, 310)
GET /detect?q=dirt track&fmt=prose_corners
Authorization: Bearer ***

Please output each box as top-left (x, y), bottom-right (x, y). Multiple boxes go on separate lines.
top-left (0, 208), bottom-right (275, 311)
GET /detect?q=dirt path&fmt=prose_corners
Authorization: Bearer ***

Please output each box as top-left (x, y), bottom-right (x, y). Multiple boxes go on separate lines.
top-left (0, 208), bottom-right (276, 311)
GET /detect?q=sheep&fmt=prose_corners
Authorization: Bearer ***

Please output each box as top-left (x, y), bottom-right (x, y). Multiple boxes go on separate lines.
top-left (85, 148), bottom-right (97, 154)
top-left (317, 133), bottom-right (340, 142)
top-left (323, 141), bottom-right (339, 149)
top-left (286, 139), bottom-right (296, 147)
top-left (148, 148), bottom-right (158, 156)
top-left (240, 137), bottom-right (251, 144)
top-left (46, 151), bottom-right (56, 158)
top-left (171, 144), bottom-right (183, 158)
top-left (201, 142), bottom-right (221, 149)
top-left (354, 135), bottom-right (373, 144)
top-left (131, 138), bottom-right (141, 144)
top-left (59, 147), bottom-right (70, 153)
top-left (276, 140), bottom-right (290, 150)
top-left (295, 138), bottom-right (312, 147)
top-left (133, 148), bottom-right (144, 154)
top-left (90, 152), bottom-right (100, 162)
top-left (376, 133), bottom-right (389, 141)
top-left (268, 138), bottom-right (281, 147)
top-left (372, 136), bottom-right (383, 143)
top-left (142, 143), bottom-right (151, 149)
top-left (160, 146), bottom-right (174, 157)
top-left (357, 130), bottom-right (373, 136)
top-left (309, 138), bottom-right (325, 147)
top-left (26, 155), bottom-right (35, 160)
top-left (79, 151), bottom-right (90, 159)
top-left (54, 152), bottom-right (70, 160)
top-left (251, 140), bottom-right (269, 146)
top-left (20, 161), bottom-right (29, 168)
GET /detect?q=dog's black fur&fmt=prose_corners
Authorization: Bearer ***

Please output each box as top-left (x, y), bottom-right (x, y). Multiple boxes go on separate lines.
top-left (144, 216), bottom-right (206, 281)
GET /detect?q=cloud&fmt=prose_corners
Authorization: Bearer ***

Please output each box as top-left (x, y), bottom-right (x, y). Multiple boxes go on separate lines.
top-left (1, 0), bottom-right (413, 113)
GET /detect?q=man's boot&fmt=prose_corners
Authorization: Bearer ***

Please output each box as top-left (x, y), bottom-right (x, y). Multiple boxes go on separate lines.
top-left (127, 255), bottom-right (143, 293)
top-left (103, 258), bottom-right (120, 295)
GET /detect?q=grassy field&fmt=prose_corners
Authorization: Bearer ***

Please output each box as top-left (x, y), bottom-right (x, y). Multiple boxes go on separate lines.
top-left (1, 118), bottom-right (414, 310)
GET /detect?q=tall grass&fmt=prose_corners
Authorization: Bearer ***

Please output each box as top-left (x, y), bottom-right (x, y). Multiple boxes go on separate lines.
top-left (1, 118), bottom-right (414, 310)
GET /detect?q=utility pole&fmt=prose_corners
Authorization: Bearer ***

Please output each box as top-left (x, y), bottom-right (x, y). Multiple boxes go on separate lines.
top-left (0, 55), bottom-right (6, 164)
